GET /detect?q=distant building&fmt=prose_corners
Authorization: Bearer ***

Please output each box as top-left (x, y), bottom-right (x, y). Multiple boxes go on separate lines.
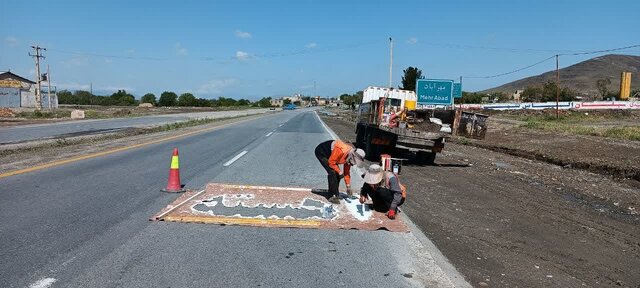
top-left (270, 93), bottom-right (310, 107)
top-left (0, 71), bottom-right (57, 108)
top-left (512, 90), bottom-right (523, 102)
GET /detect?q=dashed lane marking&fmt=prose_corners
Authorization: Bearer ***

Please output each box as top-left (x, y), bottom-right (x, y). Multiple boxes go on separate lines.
top-left (0, 116), bottom-right (263, 179)
top-left (223, 150), bottom-right (248, 167)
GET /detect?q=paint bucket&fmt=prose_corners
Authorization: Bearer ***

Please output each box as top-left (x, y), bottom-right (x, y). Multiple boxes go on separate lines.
top-left (391, 158), bottom-right (402, 174)
top-left (380, 154), bottom-right (391, 171)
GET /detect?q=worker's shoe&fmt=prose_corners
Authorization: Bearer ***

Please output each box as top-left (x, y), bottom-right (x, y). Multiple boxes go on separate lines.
top-left (328, 195), bottom-right (341, 204)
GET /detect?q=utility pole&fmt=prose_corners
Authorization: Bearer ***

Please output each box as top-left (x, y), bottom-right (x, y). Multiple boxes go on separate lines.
top-left (556, 54), bottom-right (560, 120)
top-left (459, 76), bottom-right (463, 110)
top-left (47, 64), bottom-right (52, 110)
top-left (389, 37), bottom-right (393, 88)
top-left (29, 45), bottom-right (46, 110)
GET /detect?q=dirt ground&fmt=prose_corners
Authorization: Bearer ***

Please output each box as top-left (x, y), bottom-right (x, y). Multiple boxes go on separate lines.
top-left (321, 115), bottom-right (640, 288)
top-left (462, 114), bottom-right (640, 182)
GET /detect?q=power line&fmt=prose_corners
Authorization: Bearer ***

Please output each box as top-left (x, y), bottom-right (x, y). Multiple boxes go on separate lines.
top-left (561, 43), bottom-right (640, 56)
top-left (463, 43), bottom-right (640, 79)
top-left (464, 55), bottom-right (556, 79)
top-left (47, 48), bottom-right (167, 61)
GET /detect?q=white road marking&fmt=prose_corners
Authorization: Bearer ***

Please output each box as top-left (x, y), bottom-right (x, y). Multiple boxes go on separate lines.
top-left (223, 150), bottom-right (249, 166)
top-left (265, 132), bottom-right (273, 137)
top-left (278, 124), bottom-right (283, 127)
top-left (156, 188), bottom-right (207, 219)
top-left (29, 278), bottom-right (56, 288)
top-left (314, 111), bottom-right (338, 140)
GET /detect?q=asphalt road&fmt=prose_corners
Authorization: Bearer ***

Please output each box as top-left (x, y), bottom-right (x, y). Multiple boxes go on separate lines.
top-left (0, 109), bottom-right (270, 144)
top-left (0, 110), bottom-right (466, 287)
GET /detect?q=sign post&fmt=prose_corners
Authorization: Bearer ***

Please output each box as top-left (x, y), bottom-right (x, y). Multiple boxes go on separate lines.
top-left (416, 79), bottom-right (454, 106)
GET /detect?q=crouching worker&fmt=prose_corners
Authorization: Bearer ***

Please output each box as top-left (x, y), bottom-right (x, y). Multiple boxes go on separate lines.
top-left (315, 140), bottom-right (365, 204)
top-left (360, 164), bottom-right (406, 219)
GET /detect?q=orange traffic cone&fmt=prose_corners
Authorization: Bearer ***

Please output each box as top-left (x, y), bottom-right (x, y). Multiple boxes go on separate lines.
top-left (162, 148), bottom-right (186, 193)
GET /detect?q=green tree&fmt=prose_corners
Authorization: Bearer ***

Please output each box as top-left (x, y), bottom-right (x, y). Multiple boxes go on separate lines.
top-left (283, 99), bottom-right (292, 105)
top-left (110, 90), bottom-right (136, 106)
top-left (541, 81), bottom-right (576, 102)
top-left (400, 66), bottom-right (423, 91)
top-left (596, 78), bottom-right (611, 100)
top-left (490, 92), bottom-right (510, 103)
top-left (75, 90), bottom-right (92, 105)
top-left (141, 93), bottom-right (157, 105)
top-left (521, 86), bottom-right (543, 102)
top-left (237, 99), bottom-right (251, 106)
top-left (178, 93), bottom-right (197, 106)
top-left (454, 92), bottom-right (485, 104)
top-left (56, 90), bottom-right (74, 104)
top-left (158, 91), bottom-right (178, 106)
top-left (252, 97), bottom-right (272, 107)
top-left (217, 97), bottom-right (238, 106)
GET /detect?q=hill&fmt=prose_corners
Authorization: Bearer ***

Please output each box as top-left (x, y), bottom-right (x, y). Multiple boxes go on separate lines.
top-left (482, 54), bottom-right (640, 96)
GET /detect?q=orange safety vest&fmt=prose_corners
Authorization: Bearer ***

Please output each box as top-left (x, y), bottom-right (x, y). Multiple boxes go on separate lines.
top-left (328, 140), bottom-right (353, 185)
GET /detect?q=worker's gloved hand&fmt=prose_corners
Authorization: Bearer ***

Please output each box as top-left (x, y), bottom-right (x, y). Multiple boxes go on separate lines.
top-left (386, 210), bottom-right (396, 220)
top-left (346, 186), bottom-right (355, 198)
top-left (359, 195), bottom-right (367, 204)
top-left (337, 173), bottom-right (344, 180)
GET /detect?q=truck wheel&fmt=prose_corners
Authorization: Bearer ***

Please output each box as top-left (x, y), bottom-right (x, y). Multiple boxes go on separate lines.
top-left (417, 151), bottom-right (436, 165)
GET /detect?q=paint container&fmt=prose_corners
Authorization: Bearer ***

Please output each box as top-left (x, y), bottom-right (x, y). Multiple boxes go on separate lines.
top-left (380, 154), bottom-right (391, 171)
top-left (391, 158), bottom-right (402, 174)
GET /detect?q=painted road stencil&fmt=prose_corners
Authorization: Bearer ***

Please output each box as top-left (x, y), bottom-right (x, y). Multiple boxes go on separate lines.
top-left (153, 183), bottom-right (408, 232)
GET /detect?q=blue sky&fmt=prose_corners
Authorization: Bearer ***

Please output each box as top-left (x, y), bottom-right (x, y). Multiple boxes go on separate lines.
top-left (1, 0), bottom-right (639, 100)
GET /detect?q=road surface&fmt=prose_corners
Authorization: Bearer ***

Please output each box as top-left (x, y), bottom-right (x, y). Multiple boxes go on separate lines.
top-left (0, 108), bottom-right (271, 144)
top-left (0, 110), bottom-right (467, 287)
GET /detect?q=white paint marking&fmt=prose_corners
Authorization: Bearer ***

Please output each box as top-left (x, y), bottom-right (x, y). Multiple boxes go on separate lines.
top-left (314, 111), bottom-right (338, 140)
top-left (156, 188), bottom-right (207, 219)
top-left (29, 278), bottom-right (57, 288)
top-left (278, 124), bottom-right (284, 127)
top-left (265, 132), bottom-right (273, 137)
top-left (223, 150), bottom-right (248, 166)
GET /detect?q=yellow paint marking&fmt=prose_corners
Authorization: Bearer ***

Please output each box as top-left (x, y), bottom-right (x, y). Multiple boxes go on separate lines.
top-left (0, 116), bottom-right (262, 179)
top-left (163, 215), bottom-right (321, 228)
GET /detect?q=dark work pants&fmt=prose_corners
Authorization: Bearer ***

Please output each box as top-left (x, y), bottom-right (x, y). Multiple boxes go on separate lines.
top-left (315, 140), bottom-right (339, 197)
top-left (361, 184), bottom-right (400, 212)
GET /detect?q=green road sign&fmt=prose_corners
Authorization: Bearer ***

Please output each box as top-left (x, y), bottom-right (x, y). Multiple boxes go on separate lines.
top-left (416, 79), bottom-right (454, 105)
top-left (453, 83), bottom-right (462, 98)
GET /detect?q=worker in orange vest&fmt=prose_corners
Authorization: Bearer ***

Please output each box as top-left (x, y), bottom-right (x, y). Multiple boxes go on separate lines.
top-left (315, 140), bottom-right (365, 204)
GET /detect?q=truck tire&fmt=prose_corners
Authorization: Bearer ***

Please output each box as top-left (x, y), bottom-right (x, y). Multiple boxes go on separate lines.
top-left (417, 151), bottom-right (436, 165)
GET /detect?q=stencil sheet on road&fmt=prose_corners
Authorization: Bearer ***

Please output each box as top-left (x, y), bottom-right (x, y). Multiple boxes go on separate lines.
top-left (153, 183), bottom-right (408, 232)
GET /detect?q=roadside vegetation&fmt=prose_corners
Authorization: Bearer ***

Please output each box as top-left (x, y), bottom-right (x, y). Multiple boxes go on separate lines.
top-left (513, 111), bottom-right (640, 141)
top-left (56, 89), bottom-right (274, 108)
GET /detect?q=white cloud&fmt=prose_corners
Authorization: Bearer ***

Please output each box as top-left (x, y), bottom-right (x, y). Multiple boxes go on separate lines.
top-left (5, 36), bottom-right (18, 47)
top-left (235, 30), bottom-right (252, 39)
top-left (235, 51), bottom-right (252, 61)
top-left (197, 78), bottom-right (239, 94)
top-left (407, 37), bottom-right (418, 45)
top-left (175, 42), bottom-right (188, 56)
top-left (305, 42), bottom-right (317, 49)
